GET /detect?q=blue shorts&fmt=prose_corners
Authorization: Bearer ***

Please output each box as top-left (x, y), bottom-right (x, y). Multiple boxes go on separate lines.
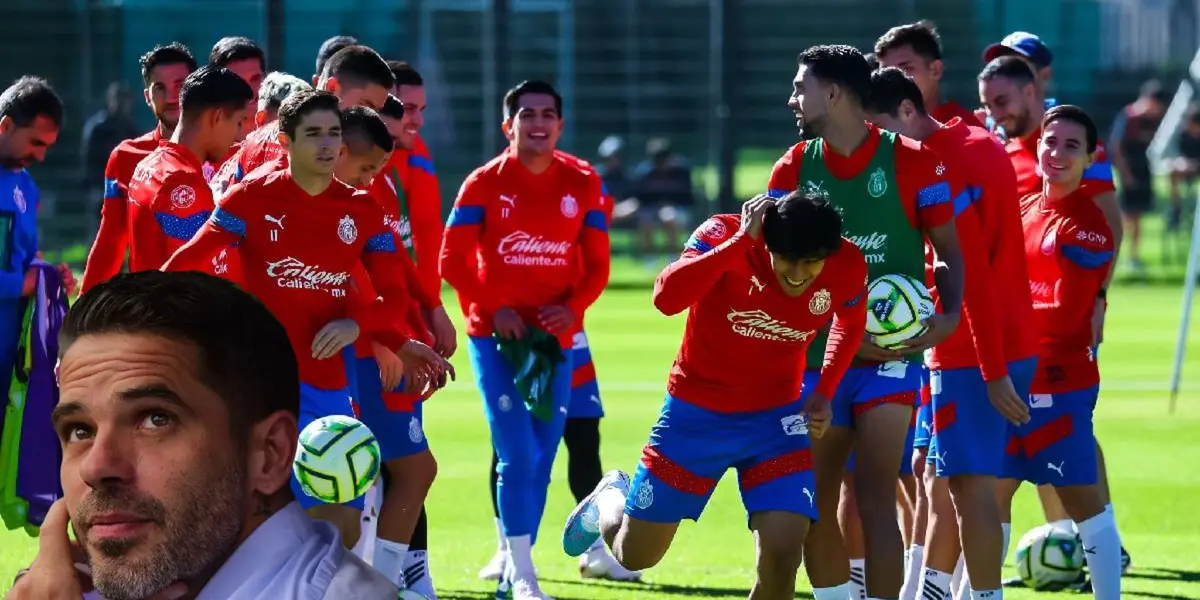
top-left (1002, 385), bottom-right (1099, 486)
top-left (928, 357), bottom-right (1038, 477)
top-left (292, 382), bottom-right (367, 510)
top-left (913, 367), bottom-right (933, 449)
top-left (830, 362), bottom-right (921, 427)
top-left (567, 331), bottom-right (605, 419)
top-left (627, 395), bottom-right (817, 525)
top-left (353, 357), bottom-right (429, 462)
top-left (801, 370), bottom-right (917, 476)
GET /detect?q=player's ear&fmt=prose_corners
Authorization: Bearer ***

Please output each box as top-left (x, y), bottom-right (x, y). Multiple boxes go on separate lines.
top-left (501, 119), bottom-right (514, 142)
top-left (276, 131), bottom-right (291, 150)
top-left (245, 409), bottom-right (299, 499)
top-left (143, 88), bottom-right (152, 108)
top-left (255, 110), bottom-right (268, 128)
top-left (0, 115), bottom-right (12, 136)
top-left (929, 59), bottom-right (944, 82)
top-left (321, 77), bottom-right (339, 94)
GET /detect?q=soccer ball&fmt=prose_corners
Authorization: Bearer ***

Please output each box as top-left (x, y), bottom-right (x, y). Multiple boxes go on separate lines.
top-left (865, 273), bottom-right (935, 349)
top-left (293, 415), bottom-right (381, 504)
top-left (1014, 523), bottom-right (1086, 591)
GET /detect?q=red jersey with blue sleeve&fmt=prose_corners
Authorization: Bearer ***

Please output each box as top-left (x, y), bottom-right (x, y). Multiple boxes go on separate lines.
top-left (387, 135), bottom-right (445, 298)
top-left (211, 122), bottom-right (284, 196)
top-left (923, 118), bottom-right (1038, 371)
top-left (930, 101), bottom-right (984, 127)
top-left (1021, 190), bottom-right (1114, 394)
top-left (124, 141), bottom-right (214, 273)
top-left (163, 170), bottom-right (412, 390)
top-left (1006, 128), bottom-right (1115, 197)
top-left (654, 214), bottom-right (867, 413)
top-left (81, 129), bottom-right (163, 293)
top-left (440, 152), bottom-right (610, 348)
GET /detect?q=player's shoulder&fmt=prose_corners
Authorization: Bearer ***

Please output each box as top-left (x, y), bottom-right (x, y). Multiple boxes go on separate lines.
top-left (775, 141), bottom-right (808, 164)
top-left (690, 213), bottom-right (740, 244)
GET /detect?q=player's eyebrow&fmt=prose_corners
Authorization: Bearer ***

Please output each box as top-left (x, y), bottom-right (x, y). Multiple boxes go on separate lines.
top-left (52, 384), bottom-right (194, 426)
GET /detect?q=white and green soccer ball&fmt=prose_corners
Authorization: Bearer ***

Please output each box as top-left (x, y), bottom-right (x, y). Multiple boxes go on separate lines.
top-left (293, 415), bottom-right (381, 504)
top-left (1015, 523), bottom-right (1086, 591)
top-left (865, 273), bottom-right (935, 349)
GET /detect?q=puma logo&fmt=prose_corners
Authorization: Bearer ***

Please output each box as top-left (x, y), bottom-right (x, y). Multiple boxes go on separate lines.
top-left (1047, 461), bottom-right (1065, 477)
top-left (265, 214), bottom-right (285, 229)
top-left (750, 276), bottom-right (766, 294)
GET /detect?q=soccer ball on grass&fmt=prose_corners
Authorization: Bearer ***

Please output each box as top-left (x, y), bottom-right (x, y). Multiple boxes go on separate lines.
top-left (865, 273), bottom-right (935, 349)
top-left (293, 415), bottom-right (381, 504)
top-left (1014, 523), bottom-right (1085, 591)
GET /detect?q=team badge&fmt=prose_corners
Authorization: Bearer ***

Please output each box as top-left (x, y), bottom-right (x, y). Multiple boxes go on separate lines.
top-left (634, 480), bottom-right (655, 509)
top-left (12, 186), bottom-right (25, 214)
top-left (935, 162), bottom-right (946, 177)
top-left (809, 289), bottom-right (831, 315)
top-left (170, 185), bottom-right (196, 210)
top-left (497, 394), bottom-right (512, 412)
top-left (408, 416), bottom-right (425, 444)
top-left (702, 218), bottom-right (727, 240)
top-left (337, 214), bottom-right (358, 244)
top-left (560, 194), bottom-right (578, 218)
top-left (867, 167), bottom-right (887, 198)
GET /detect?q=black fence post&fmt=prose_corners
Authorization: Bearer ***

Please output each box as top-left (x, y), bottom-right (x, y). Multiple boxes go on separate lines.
top-left (265, 0), bottom-right (285, 70)
top-left (711, 0), bottom-right (738, 213)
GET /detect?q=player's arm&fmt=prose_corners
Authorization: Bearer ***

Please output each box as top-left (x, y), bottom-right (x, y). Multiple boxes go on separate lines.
top-left (356, 230), bottom-right (416, 352)
top-left (407, 150), bottom-right (446, 297)
top-left (439, 172), bottom-right (501, 312)
top-left (1041, 220), bottom-right (1115, 332)
top-left (81, 149), bottom-right (130, 293)
top-left (952, 201), bottom-right (1008, 381)
top-left (161, 184), bottom-right (247, 272)
top-left (765, 144), bottom-right (802, 199)
top-left (564, 176), bottom-right (612, 319)
top-left (1086, 144), bottom-right (1122, 289)
top-left (150, 172), bottom-right (217, 261)
top-left (815, 246), bottom-right (868, 397)
top-left (0, 181), bottom-right (39, 299)
top-left (652, 216), bottom-right (747, 316)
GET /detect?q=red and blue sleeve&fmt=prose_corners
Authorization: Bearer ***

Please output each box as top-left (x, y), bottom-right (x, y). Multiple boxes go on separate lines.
top-left (161, 183), bottom-right (248, 273)
top-left (766, 143), bottom-right (804, 199)
top-left (1045, 218), bottom-right (1114, 334)
top-left (151, 172), bottom-right (216, 256)
top-left (565, 175), bottom-right (612, 319)
top-left (406, 146), bottom-right (446, 300)
top-left (652, 216), bottom-right (747, 315)
top-left (439, 172), bottom-right (500, 313)
top-left (816, 244), bottom-right (868, 398)
top-left (81, 148), bottom-right (130, 293)
top-left (1083, 143), bottom-right (1116, 193)
top-left (359, 212), bottom-right (415, 350)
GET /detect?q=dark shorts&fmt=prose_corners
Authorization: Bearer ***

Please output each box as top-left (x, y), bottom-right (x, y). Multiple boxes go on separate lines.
top-left (1119, 185), bottom-right (1153, 215)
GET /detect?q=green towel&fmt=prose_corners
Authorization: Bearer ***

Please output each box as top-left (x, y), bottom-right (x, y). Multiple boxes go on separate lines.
top-left (494, 328), bottom-right (566, 422)
top-left (0, 299), bottom-right (33, 531)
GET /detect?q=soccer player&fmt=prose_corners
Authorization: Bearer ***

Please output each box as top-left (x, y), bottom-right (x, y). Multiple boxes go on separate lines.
top-left (865, 66), bottom-right (1038, 600)
top-left (164, 89), bottom-right (448, 547)
top-left (209, 36), bottom-right (266, 136)
top-left (253, 71), bottom-right (311, 129)
top-left (441, 79), bottom-right (610, 600)
top-left (874, 21), bottom-right (982, 126)
top-left (766, 45), bottom-right (1015, 600)
top-left (980, 31), bottom-right (1054, 131)
top-left (561, 190), bottom-right (866, 600)
top-left (315, 35), bottom-right (359, 85)
top-left (125, 66), bottom-right (252, 274)
top-left (81, 42), bottom-right (198, 293)
top-left (1000, 104), bottom-right (1121, 600)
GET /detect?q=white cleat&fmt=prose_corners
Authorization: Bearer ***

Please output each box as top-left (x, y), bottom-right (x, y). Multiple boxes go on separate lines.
top-left (478, 549), bottom-right (507, 581)
top-left (511, 572), bottom-right (554, 600)
top-left (579, 545), bottom-right (642, 581)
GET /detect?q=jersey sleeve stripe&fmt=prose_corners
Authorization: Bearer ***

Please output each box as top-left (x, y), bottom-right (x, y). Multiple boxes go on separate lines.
top-left (951, 188), bottom-right (976, 216)
top-left (447, 205), bottom-right (485, 227)
top-left (211, 207), bottom-right (248, 237)
top-left (583, 209), bottom-right (608, 232)
top-left (408, 154), bottom-right (436, 175)
top-left (766, 188), bottom-right (790, 199)
top-left (103, 178), bottom-right (121, 200)
top-left (365, 232), bottom-right (397, 253)
top-left (1081, 161), bottom-right (1113, 182)
top-left (155, 211), bottom-right (212, 242)
top-left (1061, 243), bottom-right (1114, 270)
top-left (916, 181), bottom-right (952, 208)
top-left (684, 234), bottom-right (714, 254)
top-left (600, 182), bottom-right (610, 196)
top-left (844, 289), bottom-right (865, 307)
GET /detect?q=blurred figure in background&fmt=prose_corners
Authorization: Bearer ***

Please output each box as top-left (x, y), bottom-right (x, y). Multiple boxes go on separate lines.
top-left (1109, 79), bottom-right (1169, 274)
top-left (1167, 105), bottom-right (1200, 231)
top-left (631, 137), bottom-right (695, 261)
top-left (80, 81), bottom-right (138, 227)
top-left (254, 71), bottom-right (311, 129)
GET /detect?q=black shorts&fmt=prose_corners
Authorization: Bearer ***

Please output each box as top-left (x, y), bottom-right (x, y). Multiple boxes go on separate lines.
top-left (1119, 185), bottom-right (1153, 215)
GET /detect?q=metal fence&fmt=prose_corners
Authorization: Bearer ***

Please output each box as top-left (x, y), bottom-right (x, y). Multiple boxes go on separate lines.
top-left (1, 0), bottom-right (1195, 252)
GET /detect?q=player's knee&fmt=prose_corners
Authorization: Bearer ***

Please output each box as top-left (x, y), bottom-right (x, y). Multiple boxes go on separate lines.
top-left (756, 530), bottom-right (805, 575)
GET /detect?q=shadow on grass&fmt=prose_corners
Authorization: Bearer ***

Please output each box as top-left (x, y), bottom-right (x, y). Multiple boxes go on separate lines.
top-left (1126, 566), bottom-right (1200, 584)
top-left (540, 577), bottom-right (818, 599)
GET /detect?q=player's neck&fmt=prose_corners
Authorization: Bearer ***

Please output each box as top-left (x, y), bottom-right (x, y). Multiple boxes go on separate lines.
top-left (821, 117), bottom-right (870, 157)
top-left (909, 114), bottom-right (941, 141)
top-left (1044, 180), bottom-right (1081, 202)
top-left (155, 121), bottom-right (173, 139)
top-left (515, 149), bottom-right (554, 174)
top-left (289, 164), bottom-right (334, 196)
top-left (170, 124), bottom-right (207, 164)
top-left (925, 90), bottom-right (943, 113)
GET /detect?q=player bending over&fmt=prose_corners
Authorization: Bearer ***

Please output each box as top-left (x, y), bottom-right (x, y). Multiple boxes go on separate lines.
top-left (562, 190), bottom-right (867, 600)
top-left (998, 105), bottom-right (1122, 600)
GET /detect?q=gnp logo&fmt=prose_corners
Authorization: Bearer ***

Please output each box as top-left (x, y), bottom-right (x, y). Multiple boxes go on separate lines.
top-left (497, 230), bottom-right (572, 267)
top-left (265, 257), bottom-right (351, 296)
top-left (726, 308), bottom-right (814, 343)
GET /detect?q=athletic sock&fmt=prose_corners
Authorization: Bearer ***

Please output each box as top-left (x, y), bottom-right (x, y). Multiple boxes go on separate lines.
top-left (970, 590), bottom-right (1001, 600)
top-left (849, 558), bottom-right (867, 600)
top-left (373, 539), bottom-right (409, 586)
top-left (953, 562), bottom-right (971, 600)
top-left (812, 582), bottom-right (853, 600)
top-left (1105, 502), bottom-right (1126, 550)
top-left (949, 557), bottom-right (964, 598)
top-left (404, 550), bottom-right (436, 599)
top-left (507, 535), bottom-right (536, 578)
top-left (1000, 523), bottom-right (1012, 566)
top-left (918, 568), bottom-right (953, 600)
top-left (1049, 518), bottom-right (1073, 533)
top-left (493, 517), bottom-right (508, 552)
top-left (900, 545), bottom-right (924, 600)
top-left (1077, 510), bottom-right (1122, 600)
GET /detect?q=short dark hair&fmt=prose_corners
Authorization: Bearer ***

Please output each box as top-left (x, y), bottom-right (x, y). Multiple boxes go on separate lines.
top-left (796, 45), bottom-right (872, 106)
top-left (864, 67), bottom-right (926, 116)
top-left (503, 79), bottom-right (563, 120)
top-left (209, 36), bottom-right (266, 71)
top-left (341, 105), bottom-right (394, 155)
top-left (380, 94), bottom-right (405, 120)
top-left (762, 189), bottom-right (843, 260)
top-left (864, 52), bottom-right (881, 71)
top-left (387, 61), bottom-right (424, 87)
top-left (278, 89), bottom-right (341, 139)
top-left (875, 20), bottom-right (943, 62)
top-left (139, 43), bottom-right (198, 87)
top-left (61, 271), bottom-right (300, 440)
top-left (315, 35), bottom-right (358, 78)
top-left (179, 66), bottom-right (255, 123)
top-left (1042, 104), bottom-right (1098, 153)
top-left (324, 45), bottom-right (394, 90)
top-left (0, 76), bottom-right (64, 128)
top-left (978, 55), bottom-right (1036, 88)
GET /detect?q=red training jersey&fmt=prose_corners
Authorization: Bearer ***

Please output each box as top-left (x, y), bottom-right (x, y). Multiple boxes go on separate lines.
top-left (1021, 189), bottom-right (1113, 393)
top-left (930, 101), bottom-right (983, 128)
top-left (81, 128), bottom-right (162, 293)
top-left (387, 135), bottom-right (445, 298)
top-left (211, 122), bottom-right (285, 196)
top-left (125, 141), bottom-right (215, 274)
top-left (163, 170), bottom-right (413, 391)
top-left (922, 118), bottom-right (1038, 374)
top-left (654, 214), bottom-right (868, 412)
top-left (440, 151), bottom-right (611, 348)
top-left (1006, 127), bottom-right (1115, 197)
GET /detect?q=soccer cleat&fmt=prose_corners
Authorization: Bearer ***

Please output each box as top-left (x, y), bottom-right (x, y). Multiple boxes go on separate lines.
top-left (479, 550), bottom-right (507, 581)
top-left (404, 551), bottom-right (437, 599)
top-left (579, 544), bottom-right (642, 581)
top-left (562, 470), bottom-right (630, 558)
top-left (1120, 546), bottom-right (1132, 575)
top-left (1002, 575), bottom-right (1027, 588)
top-left (510, 572), bottom-right (554, 600)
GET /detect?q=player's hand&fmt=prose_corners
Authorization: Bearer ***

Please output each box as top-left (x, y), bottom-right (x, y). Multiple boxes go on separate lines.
top-left (57, 264), bottom-right (77, 298)
top-left (538, 305), bottom-right (576, 335)
top-left (897, 312), bottom-right (961, 354)
top-left (986, 375), bottom-right (1030, 425)
top-left (371, 341), bottom-right (405, 391)
top-left (857, 337), bottom-right (903, 362)
top-left (399, 339), bottom-right (456, 384)
top-left (802, 392), bottom-right (832, 439)
top-left (1091, 297), bottom-right (1107, 345)
top-left (493, 306), bottom-right (527, 340)
top-left (739, 194), bottom-right (774, 240)
top-left (311, 319), bottom-right (360, 360)
top-left (425, 306), bottom-right (458, 358)
top-left (20, 268), bottom-right (37, 297)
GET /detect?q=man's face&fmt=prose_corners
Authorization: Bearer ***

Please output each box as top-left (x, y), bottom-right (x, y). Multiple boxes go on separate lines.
top-left (865, 105), bottom-right (916, 139)
top-left (335, 145), bottom-right (389, 188)
top-left (878, 45), bottom-right (941, 104)
top-left (145, 63), bottom-right (191, 131)
top-left (285, 109), bottom-right (342, 176)
top-left (770, 254), bottom-right (826, 297)
top-left (504, 93), bottom-right (562, 155)
top-left (789, 65), bottom-right (830, 139)
top-left (55, 333), bottom-right (246, 600)
top-left (205, 107), bottom-right (249, 163)
top-left (979, 76), bottom-right (1036, 138)
top-left (0, 115), bottom-right (59, 169)
top-left (1039, 119), bottom-right (1092, 187)
top-left (393, 84), bottom-right (426, 151)
top-left (330, 80), bottom-right (390, 112)
top-left (224, 58), bottom-right (264, 96)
